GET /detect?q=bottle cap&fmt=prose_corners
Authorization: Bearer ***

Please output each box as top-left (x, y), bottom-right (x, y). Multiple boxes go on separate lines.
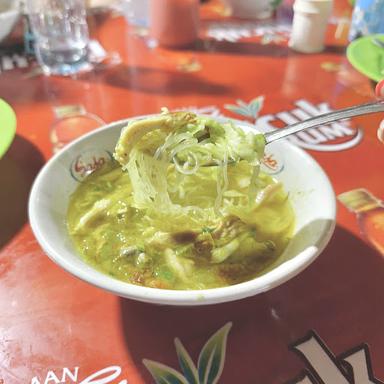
top-left (338, 188), bottom-right (380, 212)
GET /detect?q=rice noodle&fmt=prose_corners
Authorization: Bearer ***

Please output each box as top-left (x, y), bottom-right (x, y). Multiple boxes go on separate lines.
top-left (155, 132), bottom-right (193, 160)
top-left (120, 114), bottom-right (266, 221)
top-left (248, 163), bottom-right (260, 206)
top-left (168, 169), bottom-right (185, 193)
top-left (127, 150), bottom-right (172, 208)
top-left (255, 182), bottom-right (282, 206)
top-left (170, 139), bottom-right (198, 159)
top-left (173, 152), bottom-right (200, 175)
top-left (214, 151), bottom-right (229, 214)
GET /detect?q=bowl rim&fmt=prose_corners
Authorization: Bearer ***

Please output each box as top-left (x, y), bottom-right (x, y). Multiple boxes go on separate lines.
top-left (29, 115), bottom-right (336, 306)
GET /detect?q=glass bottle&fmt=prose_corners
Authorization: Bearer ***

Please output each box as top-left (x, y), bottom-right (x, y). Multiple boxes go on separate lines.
top-left (338, 189), bottom-right (384, 254)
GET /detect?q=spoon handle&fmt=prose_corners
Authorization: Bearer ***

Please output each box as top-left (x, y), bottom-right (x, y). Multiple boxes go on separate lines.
top-left (264, 100), bottom-right (384, 144)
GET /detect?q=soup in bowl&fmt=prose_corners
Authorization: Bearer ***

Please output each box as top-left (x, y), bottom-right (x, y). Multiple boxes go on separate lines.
top-left (29, 113), bottom-right (336, 305)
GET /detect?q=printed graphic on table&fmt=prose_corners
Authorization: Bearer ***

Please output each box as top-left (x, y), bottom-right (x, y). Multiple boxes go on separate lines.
top-left (182, 97), bottom-right (363, 153)
top-left (338, 189), bottom-right (384, 255)
top-left (28, 323), bottom-right (383, 383)
top-left (254, 99), bottom-right (363, 152)
top-left (142, 324), bottom-right (383, 384)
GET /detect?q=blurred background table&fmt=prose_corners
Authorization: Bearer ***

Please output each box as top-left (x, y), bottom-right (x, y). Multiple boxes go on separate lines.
top-left (0, 0), bottom-right (384, 383)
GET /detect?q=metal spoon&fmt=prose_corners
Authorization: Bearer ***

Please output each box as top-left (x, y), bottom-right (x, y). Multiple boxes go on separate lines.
top-left (193, 100), bottom-right (384, 167)
top-left (264, 100), bottom-right (384, 144)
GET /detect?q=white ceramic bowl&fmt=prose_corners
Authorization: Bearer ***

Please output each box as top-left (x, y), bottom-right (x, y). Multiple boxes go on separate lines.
top-left (0, 1), bottom-right (20, 43)
top-left (29, 116), bottom-right (336, 306)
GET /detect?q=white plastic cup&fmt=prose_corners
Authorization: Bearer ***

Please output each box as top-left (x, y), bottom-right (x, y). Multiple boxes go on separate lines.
top-left (289, 0), bottom-right (333, 53)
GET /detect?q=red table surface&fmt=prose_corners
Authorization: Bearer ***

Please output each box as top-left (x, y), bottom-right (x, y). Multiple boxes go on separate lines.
top-left (1, 1), bottom-right (384, 383)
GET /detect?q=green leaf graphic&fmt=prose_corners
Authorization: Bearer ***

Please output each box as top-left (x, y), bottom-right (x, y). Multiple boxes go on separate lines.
top-left (236, 99), bottom-right (249, 108)
top-left (224, 104), bottom-right (251, 117)
top-left (224, 96), bottom-right (265, 119)
top-left (250, 96), bottom-right (264, 118)
top-left (175, 338), bottom-right (199, 384)
top-left (143, 359), bottom-right (189, 384)
top-left (197, 323), bottom-right (232, 384)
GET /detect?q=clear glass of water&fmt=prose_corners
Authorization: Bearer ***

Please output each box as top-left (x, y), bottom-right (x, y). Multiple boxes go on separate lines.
top-left (26, 0), bottom-right (91, 76)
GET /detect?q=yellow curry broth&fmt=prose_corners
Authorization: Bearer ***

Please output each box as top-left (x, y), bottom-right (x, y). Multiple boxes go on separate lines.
top-left (67, 161), bottom-right (295, 290)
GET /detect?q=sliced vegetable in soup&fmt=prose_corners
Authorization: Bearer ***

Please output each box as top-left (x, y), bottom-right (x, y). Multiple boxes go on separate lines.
top-left (67, 111), bottom-right (295, 290)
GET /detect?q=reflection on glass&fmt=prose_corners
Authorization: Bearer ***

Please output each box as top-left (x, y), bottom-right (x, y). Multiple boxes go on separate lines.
top-left (50, 106), bottom-right (105, 153)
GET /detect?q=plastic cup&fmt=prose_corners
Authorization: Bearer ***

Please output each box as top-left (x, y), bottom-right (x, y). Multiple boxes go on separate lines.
top-left (289, 0), bottom-right (333, 53)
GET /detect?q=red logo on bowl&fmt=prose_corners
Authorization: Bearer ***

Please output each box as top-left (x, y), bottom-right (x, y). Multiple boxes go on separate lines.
top-left (262, 151), bottom-right (284, 174)
top-left (70, 149), bottom-right (113, 182)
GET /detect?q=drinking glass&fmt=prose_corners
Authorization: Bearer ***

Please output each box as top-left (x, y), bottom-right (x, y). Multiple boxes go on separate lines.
top-left (26, 0), bottom-right (91, 75)
top-left (50, 105), bottom-right (105, 153)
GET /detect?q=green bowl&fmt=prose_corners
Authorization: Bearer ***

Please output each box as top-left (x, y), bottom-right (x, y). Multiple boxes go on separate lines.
top-left (0, 99), bottom-right (16, 158)
top-left (347, 34), bottom-right (384, 83)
